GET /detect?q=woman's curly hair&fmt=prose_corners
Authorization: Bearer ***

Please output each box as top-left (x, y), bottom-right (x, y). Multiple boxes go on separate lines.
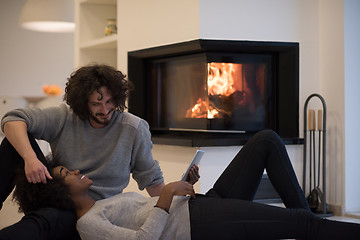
top-left (12, 156), bottom-right (74, 214)
top-left (64, 64), bottom-right (134, 120)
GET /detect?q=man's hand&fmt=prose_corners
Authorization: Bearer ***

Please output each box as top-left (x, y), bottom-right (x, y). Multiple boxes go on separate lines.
top-left (187, 165), bottom-right (200, 185)
top-left (24, 157), bottom-right (52, 184)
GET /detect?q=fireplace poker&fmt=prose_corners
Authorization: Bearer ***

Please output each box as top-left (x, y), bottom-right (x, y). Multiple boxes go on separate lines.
top-left (307, 109), bottom-right (319, 211)
top-left (316, 110), bottom-right (324, 206)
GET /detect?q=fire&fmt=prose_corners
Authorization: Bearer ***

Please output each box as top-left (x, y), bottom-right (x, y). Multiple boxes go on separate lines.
top-left (207, 108), bottom-right (219, 119)
top-left (186, 62), bottom-right (242, 119)
top-left (208, 63), bottom-right (236, 96)
top-left (185, 98), bottom-right (219, 119)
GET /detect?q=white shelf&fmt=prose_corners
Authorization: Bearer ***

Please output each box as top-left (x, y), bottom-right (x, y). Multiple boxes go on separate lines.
top-left (80, 34), bottom-right (117, 49)
top-left (75, 0), bottom-right (118, 68)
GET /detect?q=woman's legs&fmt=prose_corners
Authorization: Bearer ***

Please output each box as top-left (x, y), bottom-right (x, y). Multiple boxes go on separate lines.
top-left (189, 196), bottom-right (360, 240)
top-left (207, 130), bottom-right (309, 209)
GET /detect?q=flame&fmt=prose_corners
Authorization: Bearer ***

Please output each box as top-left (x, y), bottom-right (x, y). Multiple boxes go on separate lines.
top-left (186, 98), bottom-right (218, 119)
top-left (186, 62), bottom-right (241, 119)
top-left (208, 63), bottom-right (236, 96)
top-left (207, 108), bottom-right (219, 119)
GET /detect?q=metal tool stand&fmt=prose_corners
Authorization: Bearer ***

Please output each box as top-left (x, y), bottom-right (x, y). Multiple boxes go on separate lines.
top-left (302, 94), bottom-right (332, 216)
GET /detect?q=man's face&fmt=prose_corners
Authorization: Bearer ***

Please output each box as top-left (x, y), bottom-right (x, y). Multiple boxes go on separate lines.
top-left (88, 86), bottom-right (116, 128)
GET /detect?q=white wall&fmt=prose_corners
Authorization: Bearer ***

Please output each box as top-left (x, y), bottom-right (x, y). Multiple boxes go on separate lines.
top-left (117, 0), bottom-right (200, 73)
top-left (199, 0), bottom-right (321, 117)
top-left (344, 0), bottom-right (360, 213)
top-left (317, 0), bottom-right (345, 209)
top-left (0, 0), bottom-right (74, 229)
top-left (0, 0), bottom-right (74, 97)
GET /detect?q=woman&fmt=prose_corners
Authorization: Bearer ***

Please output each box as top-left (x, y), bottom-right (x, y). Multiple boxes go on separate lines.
top-left (8, 130), bottom-right (360, 239)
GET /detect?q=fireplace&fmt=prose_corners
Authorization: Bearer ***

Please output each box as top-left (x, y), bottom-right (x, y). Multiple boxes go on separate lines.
top-left (128, 39), bottom-right (300, 146)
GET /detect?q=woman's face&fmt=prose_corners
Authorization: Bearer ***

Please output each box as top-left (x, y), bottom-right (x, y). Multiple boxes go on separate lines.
top-left (53, 166), bottom-right (93, 194)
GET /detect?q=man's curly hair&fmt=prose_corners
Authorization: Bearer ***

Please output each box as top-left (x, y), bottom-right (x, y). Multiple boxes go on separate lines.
top-left (12, 157), bottom-right (74, 214)
top-left (64, 64), bottom-right (134, 120)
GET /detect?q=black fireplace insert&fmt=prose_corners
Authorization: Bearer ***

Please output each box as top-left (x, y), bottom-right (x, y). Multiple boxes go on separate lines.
top-left (128, 39), bottom-right (300, 146)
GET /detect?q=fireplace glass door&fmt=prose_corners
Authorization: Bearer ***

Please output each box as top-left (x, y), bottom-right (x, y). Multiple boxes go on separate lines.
top-left (147, 52), bottom-right (273, 133)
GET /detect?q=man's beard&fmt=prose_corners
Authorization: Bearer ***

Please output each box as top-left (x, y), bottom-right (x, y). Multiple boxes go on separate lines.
top-left (89, 109), bottom-right (114, 126)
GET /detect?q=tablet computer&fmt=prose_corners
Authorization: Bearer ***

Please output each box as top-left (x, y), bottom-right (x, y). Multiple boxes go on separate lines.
top-left (181, 150), bottom-right (204, 181)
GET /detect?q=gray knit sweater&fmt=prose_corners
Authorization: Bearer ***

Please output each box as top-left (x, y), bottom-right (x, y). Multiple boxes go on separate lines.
top-left (77, 192), bottom-right (191, 240)
top-left (1, 104), bottom-right (164, 200)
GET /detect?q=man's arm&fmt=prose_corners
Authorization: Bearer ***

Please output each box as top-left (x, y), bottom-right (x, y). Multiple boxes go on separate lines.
top-left (146, 182), bottom-right (165, 197)
top-left (3, 121), bottom-right (52, 183)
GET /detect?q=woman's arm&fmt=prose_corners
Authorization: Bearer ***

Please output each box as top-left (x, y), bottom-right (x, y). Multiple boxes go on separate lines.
top-left (155, 181), bottom-right (195, 213)
top-left (146, 182), bottom-right (165, 197)
top-left (146, 163), bottom-right (199, 197)
top-left (77, 182), bottom-right (195, 240)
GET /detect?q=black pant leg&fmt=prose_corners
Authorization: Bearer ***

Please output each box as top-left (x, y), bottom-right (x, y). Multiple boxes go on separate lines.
top-left (0, 134), bottom-right (47, 209)
top-left (0, 138), bottom-right (21, 209)
top-left (189, 196), bottom-right (360, 240)
top-left (208, 130), bottom-right (309, 210)
top-left (0, 208), bottom-right (80, 240)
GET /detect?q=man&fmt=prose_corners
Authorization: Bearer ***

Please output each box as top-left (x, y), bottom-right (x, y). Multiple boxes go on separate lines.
top-left (0, 64), bottom-right (166, 239)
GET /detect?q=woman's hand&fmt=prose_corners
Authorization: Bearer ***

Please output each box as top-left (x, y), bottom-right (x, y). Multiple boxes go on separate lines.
top-left (155, 181), bottom-right (195, 213)
top-left (165, 181), bottom-right (196, 198)
top-left (187, 165), bottom-right (200, 185)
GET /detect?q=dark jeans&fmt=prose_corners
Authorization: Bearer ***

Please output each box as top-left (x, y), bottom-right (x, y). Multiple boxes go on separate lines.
top-left (0, 208), bottom-right (79, 240)
top-left (0, 135), bottom-right (80, 240)
top-left (189, 130), bottom-right (360, 240)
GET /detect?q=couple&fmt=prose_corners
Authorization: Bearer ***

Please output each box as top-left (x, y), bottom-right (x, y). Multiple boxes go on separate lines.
top-left (6, 130), bottom-right (360, 240)
top-left (1, 64), bottom-right (360, 239)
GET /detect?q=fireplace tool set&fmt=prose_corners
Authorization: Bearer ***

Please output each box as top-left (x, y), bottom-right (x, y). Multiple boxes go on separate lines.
top-left (302, 94), bottom-right (331, 216)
